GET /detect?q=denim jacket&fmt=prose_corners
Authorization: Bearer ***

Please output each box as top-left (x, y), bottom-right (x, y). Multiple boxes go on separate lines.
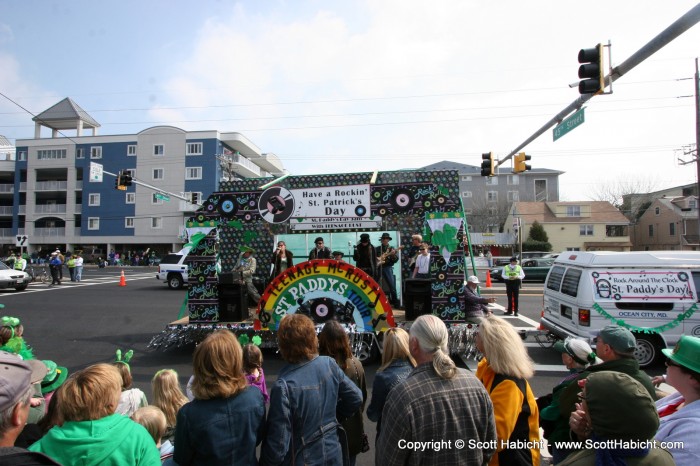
top-left (366, 358), bottom-right (413, 437)
top-left (260, 355), bottom-right (363, 466)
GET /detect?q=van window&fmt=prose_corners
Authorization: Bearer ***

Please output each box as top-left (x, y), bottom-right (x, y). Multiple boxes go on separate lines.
top-left (546, 265), bottom-right (566, 291)
top-left (693, 272), bottom-right (700, 302)
top-left (159, 254), bottom-right (183, 265)
top-left (561, 268), bottom-right (582, 297)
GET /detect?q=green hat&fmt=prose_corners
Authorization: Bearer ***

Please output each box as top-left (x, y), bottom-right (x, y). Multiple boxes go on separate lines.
top-left (598, 325), bottom-right (636, 353)
top-left (40, 360), bottom-right (68, 394)
top-left (662, 335), bottom-right (700, 374)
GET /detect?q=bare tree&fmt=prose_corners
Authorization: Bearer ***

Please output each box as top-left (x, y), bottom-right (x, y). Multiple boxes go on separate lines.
top-left (587, 177), bottom-right (660, 220)
top-left (467, 197), bottom-right (512, 232)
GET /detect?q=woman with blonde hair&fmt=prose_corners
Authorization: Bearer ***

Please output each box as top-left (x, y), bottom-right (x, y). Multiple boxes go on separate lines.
top-left (366, 328), bottom-right (416, 438)
top-left (174, 330), bottom-right (265, 465)
top-left (28, 363), bottom-right (160, 465)
top-left (151, 369), bottom-right (188, 443)
top-left (475, 316), bottom-right (540, 466)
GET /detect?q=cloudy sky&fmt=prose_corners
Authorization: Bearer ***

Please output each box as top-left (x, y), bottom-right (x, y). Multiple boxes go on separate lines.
top-left (1, 0), bottom-right (699, 200)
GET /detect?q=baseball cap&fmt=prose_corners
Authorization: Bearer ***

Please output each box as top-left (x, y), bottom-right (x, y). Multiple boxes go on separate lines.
top-left (467, 275), bottom-right (480, 284)
top-left (598, 325), bottom-right (637, 353)
top-left (0, 351), bottom-right (35, 411)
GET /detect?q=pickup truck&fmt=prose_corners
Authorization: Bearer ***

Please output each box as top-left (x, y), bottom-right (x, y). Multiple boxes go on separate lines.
top-left (155, 247), bottom-right (190, 289)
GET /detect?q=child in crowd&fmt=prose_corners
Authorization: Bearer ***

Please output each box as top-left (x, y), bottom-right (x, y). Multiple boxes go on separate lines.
top-left (132, 405), bottom-right (174, 464)
top-left (242, 343), bottom-right (269, 403)
top-left (113, 349), bottom-right (149, 416)
top-left (151, 368), bottom-right (189, 443)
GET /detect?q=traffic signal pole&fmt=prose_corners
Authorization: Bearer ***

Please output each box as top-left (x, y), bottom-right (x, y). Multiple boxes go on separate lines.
top-left (105, 170), bottom-right (199, 204)
top-left (496, 3), bottom-right (700, 169)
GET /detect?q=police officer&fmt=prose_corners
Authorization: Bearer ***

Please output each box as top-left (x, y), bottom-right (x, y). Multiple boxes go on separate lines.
top-left (501, 256), bottom-right (525, 316)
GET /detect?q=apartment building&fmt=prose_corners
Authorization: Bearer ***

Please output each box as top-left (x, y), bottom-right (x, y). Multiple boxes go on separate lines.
top-left (6, 98), bottom-right (285, 258)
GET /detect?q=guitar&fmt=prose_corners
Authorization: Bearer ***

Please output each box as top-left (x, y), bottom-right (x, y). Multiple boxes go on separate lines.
top-left (377, 245), bottom-right (404, 266)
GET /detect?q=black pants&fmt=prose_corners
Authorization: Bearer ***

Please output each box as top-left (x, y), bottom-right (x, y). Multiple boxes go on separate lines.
top-left (505, 280), bottom-right (521, 312)
top-left (49, 265), bottom-right (61, 285)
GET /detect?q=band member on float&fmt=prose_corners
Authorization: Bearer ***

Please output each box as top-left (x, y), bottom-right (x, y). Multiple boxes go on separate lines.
top-left (271, 241), bottom-right (293, 279)
top-left (308, 237), bottom-right (331, 260)
top-left (353, 233), bottom-right (377, 278)
top-left (377, 233), bottom-right (399, 307)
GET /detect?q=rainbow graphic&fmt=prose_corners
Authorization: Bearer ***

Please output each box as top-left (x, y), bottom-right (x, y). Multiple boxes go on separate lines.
top-left (256, 260), bottom-right (395, 332)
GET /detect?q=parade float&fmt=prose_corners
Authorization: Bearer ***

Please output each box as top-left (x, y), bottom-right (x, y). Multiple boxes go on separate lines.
top-left (148, 169), bottom-right (481, 362)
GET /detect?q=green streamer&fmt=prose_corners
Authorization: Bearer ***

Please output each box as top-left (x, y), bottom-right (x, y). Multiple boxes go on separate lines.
top-left (591, 302), bottom-right (697, 334)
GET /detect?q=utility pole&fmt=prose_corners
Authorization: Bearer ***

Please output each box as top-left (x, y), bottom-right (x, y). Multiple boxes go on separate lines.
top-left (695, 57), bottom-right (700, 236)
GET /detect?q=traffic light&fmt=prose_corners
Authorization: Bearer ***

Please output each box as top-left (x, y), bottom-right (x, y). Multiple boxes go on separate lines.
top-left (578, 44), bottom-right (604, 94)
top-left (122, 173), bottom-right (133, 187)
top-left (513, 152), bottom-right (531, 173)
top-left (480, 152), bottom-right (495, 177)
top-left (114, 171), bottom-right (127, 191)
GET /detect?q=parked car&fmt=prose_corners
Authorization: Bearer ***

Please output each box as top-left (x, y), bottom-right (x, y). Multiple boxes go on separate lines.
top-left (490, 258), bottom-right (554, 282)
top-left (155, 247), bottom-right (190, 289)
top-left (0, 261), bottom-right (31, 291)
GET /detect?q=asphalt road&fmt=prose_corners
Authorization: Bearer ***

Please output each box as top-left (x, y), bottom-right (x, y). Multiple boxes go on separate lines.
top-left (5, 268), bottom-right (666, 465)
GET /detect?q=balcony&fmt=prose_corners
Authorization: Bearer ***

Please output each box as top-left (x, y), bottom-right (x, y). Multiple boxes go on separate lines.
top-left (0, 206), bottom-right (12, 216)
top-left (35, 181), bottom-right (68, 191)
top-left (230, 154), bottom-right (261, 178)
top-left (34, 227), bottom-right (66, 237)
top-left (35, 204), bottom-right (67, 214)
top-left (0, 228), bottom-right (12, 237)
top-left (0, 184), bottom-right (14, 194)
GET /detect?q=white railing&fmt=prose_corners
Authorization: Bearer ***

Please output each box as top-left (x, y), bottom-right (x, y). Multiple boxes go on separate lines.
top-left (35, 204), bottom-right (67, 214)
top-left (34, 227), bottom-right (66, 237)
top-left (74, 205), bottom-right (81, 214)
top-left (18, 205), bottom-right (25, 214)
top-left (232, 154), bottom-right (261, 176)
top-left (19, 182), bottom-right (26, 192)
top-left (0, 184), bottom-right (14, 194)
top-left (0, 206), bottom-right (12, 215)
top-left (0, 228), bottom-right (12, 237)
top-left (35, 181), bottom-right (68, 191)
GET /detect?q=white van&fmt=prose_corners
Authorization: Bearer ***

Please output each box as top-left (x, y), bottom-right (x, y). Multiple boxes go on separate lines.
top-left (540, 251), bottom-right (700, 367)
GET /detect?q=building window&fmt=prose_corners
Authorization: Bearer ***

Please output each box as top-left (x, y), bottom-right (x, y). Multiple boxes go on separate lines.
top-left (690, 200), bottom-right (697, 209)
top-left (37, 149), bottom-right (66, 160)
top-left (566, 247), bottom-right (581, 251)
top-left (153, 144), bottom-right (164, 156)
top-left (186, 142), bottom-right (203, 155)
top-left (126, 193), bottom-right (135, 204)
top-left (461, 175), bottom-right (472, 181)
top-left (88, 193), bottom-right (100, 206)
top-left (152, 193), bottom-right (163, 205)
top-left (649, 225), bottom-right (654, 237)
top-left (485, 177), bottom-right (498, 185)
top-left (487, 207), bottom-right (498, 216)
top-left (151, 217), bottom-right (162, 229)
top-left (567, 205), bottom-right (581, 217)
top-left (153, 168), bottom-right (164, 180)
top-left (18, 151), bottom-right (27, 161)
top-left (670, 223), bottom-right (676, 236)
top-left (88, 217), bottom-right (100, 230)
top-left (185, 167), bottom-right (202, 180)
top-left (125, 217), bottom-right (135, 228)
top-left (90, 146), bottom-right (102, 159)
top-left (580, 224), bottom-right (594, 236)
top-left (125, 169), bottom-right (136, 178)
top-left (507, 175), bottom-right (519, 185)
top-left (127, 145), bottom-right (137, 156)
top-left (655, 206), bottom-right (660, 215)
top-left (487, 191), bottom-right (498, 202)
top-left (507, 191), bottom-right (519, 202)
top-left (76, 148), bottom-right (84, 159)
top-left (462, 191), bottom-right (472, 198)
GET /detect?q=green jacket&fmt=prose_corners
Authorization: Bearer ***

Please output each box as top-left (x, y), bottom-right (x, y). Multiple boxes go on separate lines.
top-left (29, 413), bottom-right (160, 466)
top-left (559, 357), bottom-right (656, 418)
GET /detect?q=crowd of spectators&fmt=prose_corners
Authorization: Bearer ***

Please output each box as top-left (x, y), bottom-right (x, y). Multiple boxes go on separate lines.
top-left (1, 313), bottom-right (699, 465)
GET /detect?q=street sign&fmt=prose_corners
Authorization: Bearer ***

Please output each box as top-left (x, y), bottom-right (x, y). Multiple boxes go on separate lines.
top-left (89, 162), bottom-right (103, 182)
top-left (155, 193), bottom-right (170, 202)
top-left (15, 235), bottom-right (29, 247)
top-left (553, 108), bottom-right (585, 141)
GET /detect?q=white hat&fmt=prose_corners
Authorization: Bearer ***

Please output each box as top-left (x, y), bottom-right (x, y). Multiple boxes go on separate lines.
top-left (467, 275), bottom-right (480, 284)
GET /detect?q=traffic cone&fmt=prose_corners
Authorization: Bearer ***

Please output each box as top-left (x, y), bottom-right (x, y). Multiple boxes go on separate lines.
top-left (485, 271), bottom-right (492, 288)
top-left (119, 270), bottom-right (126, 287)
top-left (538, 310), bottom-right (546, 330)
